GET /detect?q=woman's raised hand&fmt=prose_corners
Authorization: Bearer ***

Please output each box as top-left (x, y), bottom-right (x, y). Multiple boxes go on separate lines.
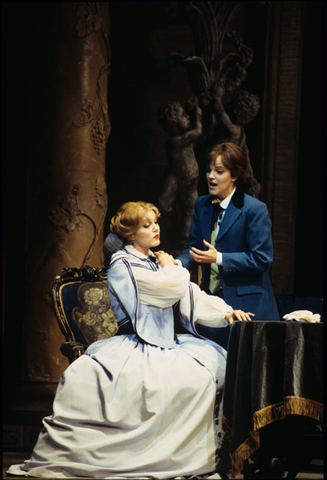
top-left (154, 250), bottom-right (176, 267)
top-left (190, 240), bottom-right (218, 264)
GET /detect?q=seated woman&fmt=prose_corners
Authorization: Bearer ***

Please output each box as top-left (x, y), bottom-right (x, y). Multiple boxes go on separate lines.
top-left (8, 201), bottom-right (253, 480)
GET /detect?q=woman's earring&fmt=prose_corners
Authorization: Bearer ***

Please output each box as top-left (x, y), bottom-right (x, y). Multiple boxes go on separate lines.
top-left (132, 240), bottom-right (134, 246)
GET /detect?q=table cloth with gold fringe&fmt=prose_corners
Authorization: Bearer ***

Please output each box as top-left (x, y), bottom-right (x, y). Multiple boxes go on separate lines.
top-left (222, 321), bottom-right (323, 477)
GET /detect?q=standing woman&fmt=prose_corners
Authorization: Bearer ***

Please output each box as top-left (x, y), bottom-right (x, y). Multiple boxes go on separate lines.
top-left (177, 142), bottom-right (280, 349)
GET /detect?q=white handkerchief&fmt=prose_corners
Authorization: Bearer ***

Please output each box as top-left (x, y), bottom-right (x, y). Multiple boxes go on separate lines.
top-left (283, 310), bottom-right (321, 323)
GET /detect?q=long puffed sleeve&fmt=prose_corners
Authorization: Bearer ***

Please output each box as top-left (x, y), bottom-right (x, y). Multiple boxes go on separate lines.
top-left (132, 264), bottom-right (190, 308)
top-left (180, 282), bottom-right (232, 328)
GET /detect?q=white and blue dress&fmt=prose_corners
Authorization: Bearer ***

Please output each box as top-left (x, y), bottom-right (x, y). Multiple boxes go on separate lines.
top-left (7, 246), bottom-right (232, 479)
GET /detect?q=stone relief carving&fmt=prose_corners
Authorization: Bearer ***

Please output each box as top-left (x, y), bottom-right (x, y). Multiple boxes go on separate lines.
top-left (74, 3), bottom-right (103, 37)
top-left (49, 184), bottom-right (85, 236)
top-left (158, 2), bottom-right (261, 233)
top-left (157, 97), bottom-right (202, 242)
top-left (49, 177), bottom-right (108, 267)
top-left (73, 2), bottom-right (111, 155)
top-left (95, 176), bottom-right (107, 208)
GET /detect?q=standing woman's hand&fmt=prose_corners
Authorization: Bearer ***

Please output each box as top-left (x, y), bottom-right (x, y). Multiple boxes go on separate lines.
top-left (190, 240), bottom-right (218, 263)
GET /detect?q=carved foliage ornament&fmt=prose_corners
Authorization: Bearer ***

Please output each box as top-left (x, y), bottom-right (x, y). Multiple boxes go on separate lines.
top-left (58, 265), bottom-right (107, 282)
top-left (73, 3), bottom-right (111, 155)
top-left (49, 179), bottom-right (108, 267)
top-left (49, 184), bottom-right (85, 235)
top-left (75, 2), bottom-right (102, 37)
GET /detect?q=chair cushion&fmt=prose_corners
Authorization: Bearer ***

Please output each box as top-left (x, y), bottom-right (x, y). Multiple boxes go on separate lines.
top-left (72, 283), bottom-right (118, 344)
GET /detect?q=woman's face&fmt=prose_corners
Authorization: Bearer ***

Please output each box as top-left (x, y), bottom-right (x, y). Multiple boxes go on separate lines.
top-left (206, 155), bottom-right (237, 201)
top-left (131, 210), bottom-right (160, 255)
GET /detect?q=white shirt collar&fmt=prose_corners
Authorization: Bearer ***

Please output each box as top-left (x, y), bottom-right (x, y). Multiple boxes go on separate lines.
top-left (213, 187), bottom-right (236, 210)
top-left (125, 244), bottom-right (154, 259)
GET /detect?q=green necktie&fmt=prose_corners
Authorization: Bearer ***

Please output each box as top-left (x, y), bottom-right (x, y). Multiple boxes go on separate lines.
top-left (209, 203), bottom-right (223, 294)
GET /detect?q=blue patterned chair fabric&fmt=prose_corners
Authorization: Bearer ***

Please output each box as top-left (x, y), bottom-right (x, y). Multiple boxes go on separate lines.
top-left (52, 266), bottom-right (118, 363)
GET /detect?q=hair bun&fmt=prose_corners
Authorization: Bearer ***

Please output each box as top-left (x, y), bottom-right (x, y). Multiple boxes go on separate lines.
top-left (103, 233), bottom-right (124, 262)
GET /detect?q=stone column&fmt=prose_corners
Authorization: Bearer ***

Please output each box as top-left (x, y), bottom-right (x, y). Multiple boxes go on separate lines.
top-left (24, 3), bottom-right (111, 382)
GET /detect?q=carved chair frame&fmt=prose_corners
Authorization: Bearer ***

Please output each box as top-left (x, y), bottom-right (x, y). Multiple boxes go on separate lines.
top-left (52, 266), bottom-right (108, 364)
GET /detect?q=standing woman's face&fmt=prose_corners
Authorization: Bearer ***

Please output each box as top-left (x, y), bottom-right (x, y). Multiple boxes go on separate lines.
top-left (206, 155), bottom-right (237, 201)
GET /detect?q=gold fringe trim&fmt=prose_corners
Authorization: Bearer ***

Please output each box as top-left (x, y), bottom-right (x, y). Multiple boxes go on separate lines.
top-left (230, 431), bottom-right (260, 478)
top-left (253, 396), bottom-right (323, 431)
top-left (228, 396), bottom-right (323, 478)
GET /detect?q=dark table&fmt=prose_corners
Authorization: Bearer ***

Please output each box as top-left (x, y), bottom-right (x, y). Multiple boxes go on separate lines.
top-left (222, 321), bottom-right (323, 477)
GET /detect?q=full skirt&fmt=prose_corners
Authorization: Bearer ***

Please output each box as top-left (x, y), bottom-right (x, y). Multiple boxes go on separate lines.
top-left (7, 333), bottom-right (227, 479)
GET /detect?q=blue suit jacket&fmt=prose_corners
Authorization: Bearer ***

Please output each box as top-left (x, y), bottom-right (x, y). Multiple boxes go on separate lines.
top-left (177, 188), bottom-right (280, 321)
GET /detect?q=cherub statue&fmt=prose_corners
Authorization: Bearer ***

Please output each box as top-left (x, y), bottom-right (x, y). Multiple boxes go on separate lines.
top-left (168, 1), bottom-right (262, 197)
top-left (209, 84), bottom-right (261, 197)
top-left (157, 97), bottom-right (202, 242)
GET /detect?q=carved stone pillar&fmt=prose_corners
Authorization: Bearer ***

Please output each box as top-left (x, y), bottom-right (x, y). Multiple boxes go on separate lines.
top-left (24, 3), bottom-right (110, 382)
top-left (261, 1), bottom-right (304, 294)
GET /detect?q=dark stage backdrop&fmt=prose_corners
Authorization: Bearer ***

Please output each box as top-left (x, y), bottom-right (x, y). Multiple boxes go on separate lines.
top-left (104, 2), bottom-right (267, 247)
top-left (1, 0), bottom-right (322, 418)
top-left (104, 2), bottom-right (322, 296)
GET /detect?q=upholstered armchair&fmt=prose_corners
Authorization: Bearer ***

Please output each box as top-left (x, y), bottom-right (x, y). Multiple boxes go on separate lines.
top-left (52, 266), bottom-right (118, 364)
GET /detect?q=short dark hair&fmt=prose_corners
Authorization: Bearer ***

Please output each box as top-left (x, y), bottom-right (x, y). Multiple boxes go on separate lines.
top-left (204, 142), bottom-right (249, 186)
